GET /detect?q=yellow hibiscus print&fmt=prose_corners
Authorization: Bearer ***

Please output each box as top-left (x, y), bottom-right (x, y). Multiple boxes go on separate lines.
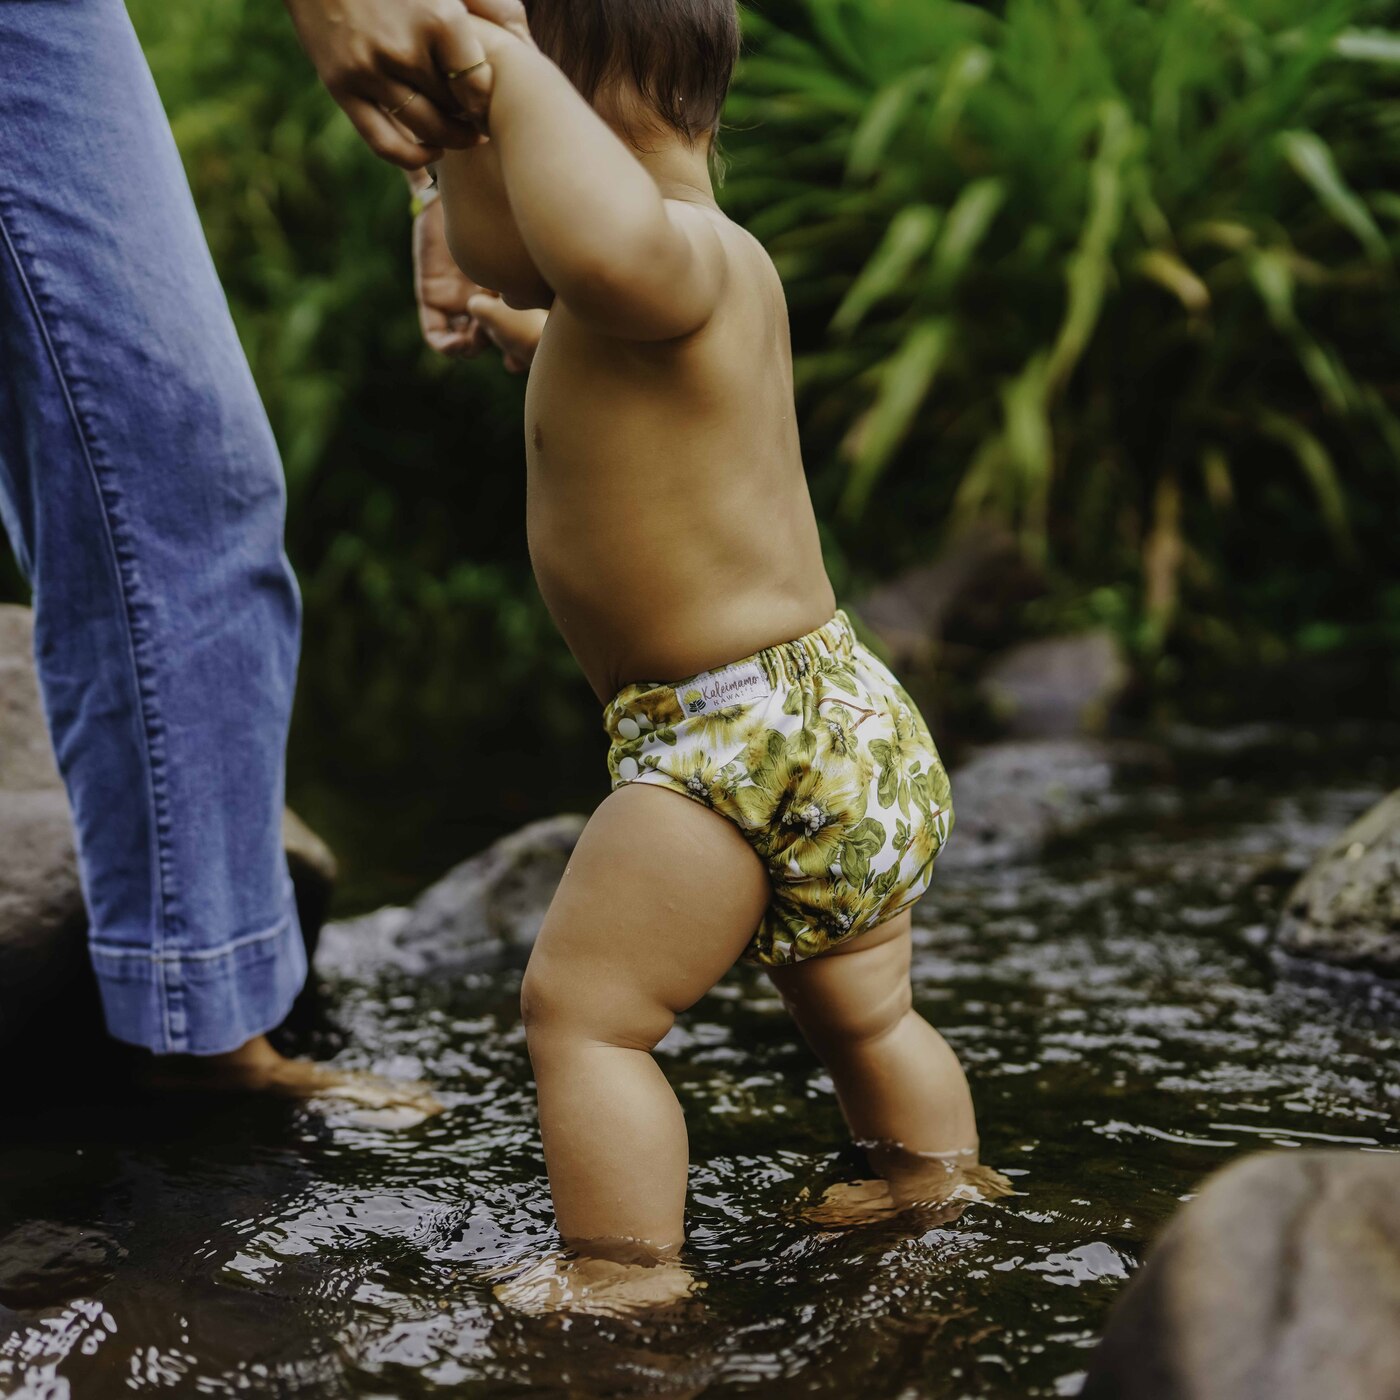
top-left (602, 612), bottom-right (953, 965)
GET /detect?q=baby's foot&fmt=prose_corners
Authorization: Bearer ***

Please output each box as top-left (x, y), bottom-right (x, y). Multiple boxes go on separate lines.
top-left (138, 1035), bottom-right (443, 1128)
top-left (803, 1159), bottom-right (1015, 1229)
top-left (803, 1177), bottom-right (905, 1227)
top-left (494, 1251), bottom-right (703, 1317)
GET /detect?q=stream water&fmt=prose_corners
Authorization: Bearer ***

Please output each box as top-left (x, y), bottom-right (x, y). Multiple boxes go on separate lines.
top-left (2, 725), bottom-right (1398, 1398)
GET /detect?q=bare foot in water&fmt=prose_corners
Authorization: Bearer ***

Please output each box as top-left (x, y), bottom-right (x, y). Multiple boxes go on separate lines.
top-left (803, 1153), bottom-right (1015, 1229)
top-left (138, 1035), bottom-right (443, 1128)
top-left (494, 1250), bottom-right (703, 1317)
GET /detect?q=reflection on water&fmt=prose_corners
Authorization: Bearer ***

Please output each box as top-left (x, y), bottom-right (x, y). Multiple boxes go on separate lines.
top-left (2, 728), bottom-right (1399, 1397)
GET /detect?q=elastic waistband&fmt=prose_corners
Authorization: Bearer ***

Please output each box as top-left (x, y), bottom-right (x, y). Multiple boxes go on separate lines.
top-left (604, 611), bottom-right (855, 735)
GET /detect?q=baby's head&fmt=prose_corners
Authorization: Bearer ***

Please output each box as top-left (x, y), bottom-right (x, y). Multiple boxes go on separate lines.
top-left (524, 0), bottom-right (740, 151)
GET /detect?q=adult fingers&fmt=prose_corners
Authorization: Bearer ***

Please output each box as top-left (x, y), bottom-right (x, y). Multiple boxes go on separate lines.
top-left (433, 12), bottom-right (495, 125)
top-left (419, 296), bottom-right (477, 357)
top-left (344, 97), bottom-right (441, 170)
top-left (468, 293), bottom-right (545, 365)
top-left (458, 0), bottom-right (532, 45)
top-left (377, 80), bottom-right (479, 151)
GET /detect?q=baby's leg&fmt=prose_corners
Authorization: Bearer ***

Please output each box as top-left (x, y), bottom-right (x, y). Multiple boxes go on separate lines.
top-left (520, 784), bottom-right (770, 1254)
top-left (769, 911), bottom-right (984, 1211)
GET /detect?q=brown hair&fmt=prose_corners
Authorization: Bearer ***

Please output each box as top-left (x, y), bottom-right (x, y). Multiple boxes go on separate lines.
top-left (524, 0), bottom-right (740, 143)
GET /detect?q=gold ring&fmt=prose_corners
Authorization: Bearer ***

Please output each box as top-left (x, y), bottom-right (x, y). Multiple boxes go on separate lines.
top-left (445, 59), bottom-right (489, 80)
top-left (386, 91), bottom-right (420, 118)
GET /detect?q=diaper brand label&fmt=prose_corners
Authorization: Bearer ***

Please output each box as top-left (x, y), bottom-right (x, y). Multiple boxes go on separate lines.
top-left (676, 660), bottom-right (771, 716)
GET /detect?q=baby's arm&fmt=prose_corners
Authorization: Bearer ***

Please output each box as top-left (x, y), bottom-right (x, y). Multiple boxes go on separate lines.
top-left (464, 22), bottom-right (728, 341)
top-left (435, 141), bottom-right (554, 310)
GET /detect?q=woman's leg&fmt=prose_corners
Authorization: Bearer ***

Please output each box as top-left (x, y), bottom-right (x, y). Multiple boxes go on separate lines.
top-left (769, 911), bottom-right (983, 1208)
top-left (0, 0), bottom-right (303, 1055)
top-left (520, 783), bottom-right (771, 1253)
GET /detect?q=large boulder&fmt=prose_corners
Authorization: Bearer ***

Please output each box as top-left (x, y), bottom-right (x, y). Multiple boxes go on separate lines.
top-left (0, 604), bottom-right (338, 1048)
top-left (977, 629), bottom-right (1129, 739)
top-left (316, 814), bottom-right (587, 980)
top-left (1081, 1150), bottom-right (1400, 1400)
top-left (940, 738), bottom-right (1163, 869)
top-left (1275, 788), bottom-right (1400, 977)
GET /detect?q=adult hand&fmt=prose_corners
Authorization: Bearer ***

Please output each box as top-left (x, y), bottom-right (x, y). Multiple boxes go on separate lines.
top-left (465, 292), bottom-right (548, 373)
top-left (413, 195), bottom-right (546, 368)
top-left (283, 0), bottom-right (531, 169)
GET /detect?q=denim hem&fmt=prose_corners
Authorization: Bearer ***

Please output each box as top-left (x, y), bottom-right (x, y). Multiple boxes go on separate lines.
top-left (90, 903), bottom-right (308, 1056)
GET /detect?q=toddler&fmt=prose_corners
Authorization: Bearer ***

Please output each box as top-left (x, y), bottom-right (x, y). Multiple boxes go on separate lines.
top-left (435, 0), bottom-right (1003, 1311)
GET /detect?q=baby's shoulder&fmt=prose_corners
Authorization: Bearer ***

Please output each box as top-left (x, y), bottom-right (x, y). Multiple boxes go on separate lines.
top-left (664, 201), bottom-right (787, 329)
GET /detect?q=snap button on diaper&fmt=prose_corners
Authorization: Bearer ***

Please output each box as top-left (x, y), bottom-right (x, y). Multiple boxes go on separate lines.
top-left (617, 756), bottom-right (640, 780)
top-left (617, 717), bottom-right (641, 740)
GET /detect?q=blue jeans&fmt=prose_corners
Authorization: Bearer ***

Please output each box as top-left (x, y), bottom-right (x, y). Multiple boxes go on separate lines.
top-left (0, 0), bottom-right (307, 1053)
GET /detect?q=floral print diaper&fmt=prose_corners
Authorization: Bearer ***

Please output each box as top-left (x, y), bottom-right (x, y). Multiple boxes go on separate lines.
top-left (603, 612), bottom-right (953, 964)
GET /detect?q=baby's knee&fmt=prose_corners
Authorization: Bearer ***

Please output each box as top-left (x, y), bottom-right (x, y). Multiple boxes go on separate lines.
top-left (782, 974), bottom-right (912, 1055)
top-left (519, 959), bottom-right (574, 1039)
top-left (520, 956), bottom-right (673, 1053)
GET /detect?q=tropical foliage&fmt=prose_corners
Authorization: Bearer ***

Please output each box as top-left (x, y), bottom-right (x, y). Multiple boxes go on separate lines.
top-left (724, 0), bottom-right (1400, 662)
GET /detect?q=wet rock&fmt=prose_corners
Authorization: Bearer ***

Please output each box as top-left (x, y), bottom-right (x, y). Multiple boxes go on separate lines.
top-left (1081, 1150), bottom-right (1400, 1400)
top-left (0, 1221), bottom-right (126, 1308)
top-left (316, 814), bottom-right (587, 979)
top-left (0, 604), bottom-right (338, 1048)
top-left (857, 526), bottom-right (1044, 670)
top-left (977, 629), bottom-right (1129, 738)
top-left (1276, 788), bottom-right (1400, 977)
top-left (0, 606), bottom-right (88, 1046)
top-left (941, 739), bottom-right (1163, 869)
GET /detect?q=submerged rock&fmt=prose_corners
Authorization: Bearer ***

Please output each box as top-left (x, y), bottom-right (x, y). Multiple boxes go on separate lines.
top-left (977, 629), bottom-right (1129, 738)
top-left (316, 814), bottom-right (587, 980)
top-left (0, 1220), bottom-right (126, 1309)
top-left (1276, 788), bottom-right (1400, 977)
top-left (1080, 1150), bottom-right (1400, 1400)
top-left (0, 604), bottom-right (338, 1049)
top-left (941, 739), bottom-right (1163, 869)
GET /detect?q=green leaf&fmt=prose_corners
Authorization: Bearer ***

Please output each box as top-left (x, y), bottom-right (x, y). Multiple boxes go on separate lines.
top-left (1246, 247), bottom-right (1298, 331)
top-left (930, 44), bottom-right (994, 137)
top-left (876, 758), bottom-right (898, 809)
top-left (840, 319), bottom-right (953, 518)
top-left (1048, 101), bottom-right (1137, 389)
top-left (737, 56), bottom-right (867, 113)
top-left (1331, 28), bottom-right (1400, 64)
top-left (1135, 248), bottom-right (1211, 315)
top-left (831, 204), bottom-right (942, 335)
top-left (847, 68), bottom-right (933, 181)
top-left (1256, 409), bottom-right (1355, 558)
top-left (842, 840), bottom-right (871, 888)
top-left (1279, 129), bottom-right (1391, 264)
top-left (999, 354), bottom-right (1054, 551)
top-left (930, 177), bottom-right (1007, 292)
top-left (846, 816), bottom-right (887, 857)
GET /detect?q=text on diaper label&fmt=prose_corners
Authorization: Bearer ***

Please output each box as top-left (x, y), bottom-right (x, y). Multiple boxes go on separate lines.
top-left (675, 661), bottom-right (771, 716)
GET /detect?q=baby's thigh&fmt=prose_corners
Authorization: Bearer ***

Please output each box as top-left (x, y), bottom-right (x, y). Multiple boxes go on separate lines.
top-left (525, 785), bottom-right (771, 1036)
top-left (768, 909), bottom-right (915, 1050)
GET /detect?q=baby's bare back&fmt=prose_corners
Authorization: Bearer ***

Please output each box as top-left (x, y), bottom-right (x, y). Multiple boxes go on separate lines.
top-left (524, 210), bottom-right (835, 700)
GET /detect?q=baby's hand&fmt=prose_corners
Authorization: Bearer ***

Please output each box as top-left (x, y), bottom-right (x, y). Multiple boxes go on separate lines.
top-left (446, 12), bottom-right (531, 124)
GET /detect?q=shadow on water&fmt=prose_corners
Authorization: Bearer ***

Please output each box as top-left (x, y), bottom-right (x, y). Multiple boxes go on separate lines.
top-left (2, 726), bottom-right (1399, 1397)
